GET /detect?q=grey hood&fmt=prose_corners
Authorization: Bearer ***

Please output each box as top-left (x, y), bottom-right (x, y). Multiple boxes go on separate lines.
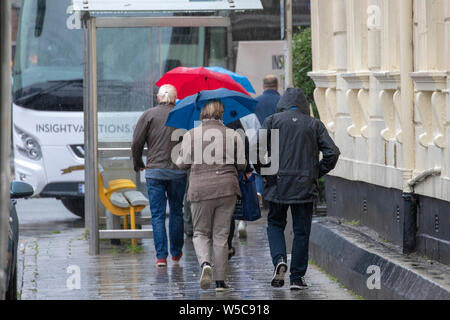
top-left (276, 88), bottom-right (309, 115)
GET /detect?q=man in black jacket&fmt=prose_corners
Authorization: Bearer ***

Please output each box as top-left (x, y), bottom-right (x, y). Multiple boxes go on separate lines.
top-left (259, 88), bottom-right (340, 290)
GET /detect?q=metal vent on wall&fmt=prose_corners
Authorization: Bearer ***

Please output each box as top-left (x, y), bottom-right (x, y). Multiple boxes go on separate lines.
top-left (434, 215), bottom-right (439, 233)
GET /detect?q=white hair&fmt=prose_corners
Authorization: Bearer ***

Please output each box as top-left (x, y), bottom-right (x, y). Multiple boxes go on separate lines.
top-left (157, 84), bottom-right (177, 105)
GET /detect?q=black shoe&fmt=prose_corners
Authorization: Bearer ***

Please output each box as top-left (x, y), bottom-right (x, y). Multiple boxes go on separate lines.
top-left (215, 281), bottom-right (230, 292)
top-left (290, 277), bottom-right (308, 290)
top-left (228, 247), bottom-right (235, 260)
top-left (184, 228), bottom-right (193, 238)
top-left (271, 258), bottom-right (288, 288)
top-left (200, 262), bottom-right (212, 290)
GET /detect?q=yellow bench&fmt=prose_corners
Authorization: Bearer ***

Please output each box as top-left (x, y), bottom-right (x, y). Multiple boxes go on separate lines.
top-left (61, 165), bottom-right (149, 245)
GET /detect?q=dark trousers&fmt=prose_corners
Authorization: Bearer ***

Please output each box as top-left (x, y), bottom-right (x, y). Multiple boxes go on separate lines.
top-left (267, 201), bottom-right (313, 281)
top-left (228, 217), bottom-right (235, 249)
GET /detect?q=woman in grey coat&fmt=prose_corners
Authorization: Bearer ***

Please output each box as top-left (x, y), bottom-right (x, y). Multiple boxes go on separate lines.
top-left (176, 100), bottom-right (247, 291)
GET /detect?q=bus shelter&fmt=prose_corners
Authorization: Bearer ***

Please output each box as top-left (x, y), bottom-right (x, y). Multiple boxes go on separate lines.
top-left (73, 0), bottom-right (263, 254)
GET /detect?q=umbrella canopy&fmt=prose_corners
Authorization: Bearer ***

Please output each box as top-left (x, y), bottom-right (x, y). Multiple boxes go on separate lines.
top-left (155, 67), bottom-right (250, 99)
top-left (166, 88), bottom-right (258, 130)
top-left (205, 66), bottom-right (256, 94)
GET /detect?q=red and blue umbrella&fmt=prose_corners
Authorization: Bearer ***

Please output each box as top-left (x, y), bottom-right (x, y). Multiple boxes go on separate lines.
top-left (166, 88), bottom-right (257, 130)
top-left (156, 67), bottom-right (250, 100)
top-left (205, 66), bottom-right (256, 94)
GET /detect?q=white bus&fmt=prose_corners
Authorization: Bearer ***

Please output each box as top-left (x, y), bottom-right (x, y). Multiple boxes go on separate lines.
top-left (12, 0), bottom-right (310, 218)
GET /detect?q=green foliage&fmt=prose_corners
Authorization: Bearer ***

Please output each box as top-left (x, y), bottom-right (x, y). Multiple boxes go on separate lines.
top-left (292, 27), bottom-right (318, 118)
top-left (341, 219), bottom-right (361, 227)
top-left (125, 244), bottom-right (144, 254)
top-left (106, 244), bottom-right (144, 254)
top-left (82, 229), bottom-right (89, 240)
top-left (308, 259), bottom-right (364, 300)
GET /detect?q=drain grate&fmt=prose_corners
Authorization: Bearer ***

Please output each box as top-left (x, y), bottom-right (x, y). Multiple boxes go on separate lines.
top-left (363, 199), bottom-right (368, 214)
top-left (332, 186), bottom-right (337, 206)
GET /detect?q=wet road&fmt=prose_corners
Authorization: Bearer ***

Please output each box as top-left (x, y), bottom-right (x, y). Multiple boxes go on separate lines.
top-left (16, 198), bottom-right (357, 300)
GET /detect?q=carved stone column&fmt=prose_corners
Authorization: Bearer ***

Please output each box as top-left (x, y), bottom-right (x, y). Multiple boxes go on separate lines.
top-left (341, 72), bottom-right (370, 138)
top-left (373, 72), bottom-right (402, 142)
top-left (308, 72), bottom-right (337, 132)
top-left (410, 72), bottom-right (447, 149)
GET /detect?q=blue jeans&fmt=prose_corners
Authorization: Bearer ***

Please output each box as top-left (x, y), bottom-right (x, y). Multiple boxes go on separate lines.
top-left (146, 177), bottom-right (187, 259)
top-left (255, 174), bottom-right (264, 195)
top-left (267, 202), bottom-right (313, 281)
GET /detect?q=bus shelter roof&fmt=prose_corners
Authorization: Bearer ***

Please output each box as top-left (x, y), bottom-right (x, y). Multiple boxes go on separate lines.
top-left (72, 0), bottom-right (263, 12)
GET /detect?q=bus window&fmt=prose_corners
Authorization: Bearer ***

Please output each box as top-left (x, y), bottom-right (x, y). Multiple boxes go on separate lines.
top-left (13, 0), bottom-right (83, 112)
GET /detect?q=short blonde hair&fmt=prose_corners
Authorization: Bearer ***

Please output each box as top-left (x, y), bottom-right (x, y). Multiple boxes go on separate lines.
top-left (157, 84), bottom-right (177, 105)
top-left (200, 100), bottom-right (225, 120)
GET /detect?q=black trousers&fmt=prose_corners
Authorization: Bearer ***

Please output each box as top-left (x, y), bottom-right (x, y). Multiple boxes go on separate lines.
top-left (267, 201), bottom-right (313, 281)
top-left (228, 217), bottom-right (235, 250)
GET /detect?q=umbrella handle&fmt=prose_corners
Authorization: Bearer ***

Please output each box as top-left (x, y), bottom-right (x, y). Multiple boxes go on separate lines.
top-left (195, 92), bottom-right (201, 103)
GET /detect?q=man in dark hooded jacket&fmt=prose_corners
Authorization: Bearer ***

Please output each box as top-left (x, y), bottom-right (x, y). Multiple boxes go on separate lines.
top-left (258, 88), bottom-right (340, 290)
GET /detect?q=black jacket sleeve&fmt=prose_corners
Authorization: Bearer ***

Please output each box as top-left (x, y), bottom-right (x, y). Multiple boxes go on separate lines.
top-left (316, 120), bottom-right (340, 178)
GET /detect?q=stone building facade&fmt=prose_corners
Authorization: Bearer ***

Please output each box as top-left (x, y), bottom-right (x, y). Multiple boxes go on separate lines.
top-left (308, 0), bottom-right (450, 263)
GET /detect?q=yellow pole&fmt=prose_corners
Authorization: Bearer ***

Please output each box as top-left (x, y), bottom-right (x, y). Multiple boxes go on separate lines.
top-left (130, 207), bottom-right (137, 246)
top-left (123, 215), bottom-right (128, 230)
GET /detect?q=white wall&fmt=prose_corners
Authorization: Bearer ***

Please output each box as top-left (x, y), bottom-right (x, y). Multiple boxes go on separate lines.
top-left (309, 0), bottom-right (450, 202)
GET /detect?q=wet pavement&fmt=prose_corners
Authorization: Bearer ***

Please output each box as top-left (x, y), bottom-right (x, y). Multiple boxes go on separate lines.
top-left (16, 198), bottom-right (357, 300)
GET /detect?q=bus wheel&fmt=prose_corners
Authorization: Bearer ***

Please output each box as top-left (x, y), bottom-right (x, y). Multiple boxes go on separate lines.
top-left (61, 198), bottom-right (84, 219)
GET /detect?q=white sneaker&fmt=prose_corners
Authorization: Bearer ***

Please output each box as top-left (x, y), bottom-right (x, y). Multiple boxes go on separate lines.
top-left (271, 259), bottom-right (288, 288)
top-left (238, 220), bottom-right (247, 239)
top-left (200, 263), bottom-right (212, 290)
top-left (257, 193), bottom-right (263, 207)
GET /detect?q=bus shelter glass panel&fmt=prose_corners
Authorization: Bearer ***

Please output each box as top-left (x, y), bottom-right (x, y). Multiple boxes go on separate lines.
top-left (159, 26), bottom-right (228, 71)
top-left (96, 25), bottom-right (228, 184)
top-left (207, 27), bottom-right (228, 67)
top-left (96, 25), bottom-right (229, 136)
top-left (96, 27), bottom-right (152, 193)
